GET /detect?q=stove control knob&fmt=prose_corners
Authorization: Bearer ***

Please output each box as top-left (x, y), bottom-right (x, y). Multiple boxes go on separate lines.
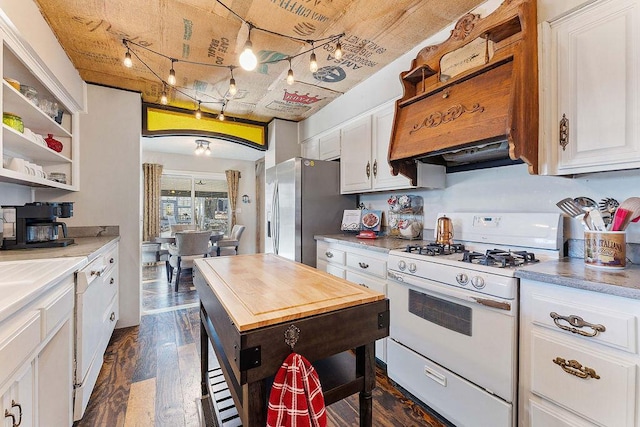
top-left (408, 263), bottom-right (417, 273)
top-left (471, 276), bottom-right (486, 289)
top-left (456, 273), bottom-right (469, 285)
top-left (398, 260), bottom-right (407, 271)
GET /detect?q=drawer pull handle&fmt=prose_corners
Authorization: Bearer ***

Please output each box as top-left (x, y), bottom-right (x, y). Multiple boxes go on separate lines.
top-left (325, 251), bottom-right (333, 258)
top-left (110, 312), bottom-right (116, 322)
top-left (358, 262), bottom-right (369, 269)
top-left (552, 357), bottom-right (600, 380)
top-left (359, 283), bottom-right (368, 288)
top-left (550, 312), bottom-right (605, 337)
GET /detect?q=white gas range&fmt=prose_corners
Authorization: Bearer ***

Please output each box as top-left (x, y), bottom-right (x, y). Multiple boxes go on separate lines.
top-left (386, 213), bottom-right (562, 427)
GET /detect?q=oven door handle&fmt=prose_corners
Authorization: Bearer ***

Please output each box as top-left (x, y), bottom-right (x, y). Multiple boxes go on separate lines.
top-left (388, 271), bottom-right (514, 312)
top-left (471, 297), bottom-right (511, 311)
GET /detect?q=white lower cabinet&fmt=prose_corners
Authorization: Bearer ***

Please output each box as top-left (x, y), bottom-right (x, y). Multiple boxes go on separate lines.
top-left (519, 280), bottom-right (640, 427)
top-left (316, 240), bottom-right (388, 362)
top-left (74, 241), bottom-right (119, 421)
top-left (0, 275), bottom-right (75, 427)
top-left (2, 362), bottom-right (34, 427)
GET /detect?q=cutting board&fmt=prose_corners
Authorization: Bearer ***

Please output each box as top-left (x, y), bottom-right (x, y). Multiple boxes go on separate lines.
top-left (194, 254), bottom-right (384, 331)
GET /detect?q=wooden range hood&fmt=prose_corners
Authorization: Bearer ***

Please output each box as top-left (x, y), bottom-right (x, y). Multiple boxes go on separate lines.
top-left (388, 0), bottom-right (538, 184)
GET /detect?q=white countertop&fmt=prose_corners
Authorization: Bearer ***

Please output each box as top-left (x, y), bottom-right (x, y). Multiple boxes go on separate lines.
top-left (0, 256), bottom-right (88, 322)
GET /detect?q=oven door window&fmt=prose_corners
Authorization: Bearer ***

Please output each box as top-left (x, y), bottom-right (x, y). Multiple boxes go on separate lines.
top-left (408, 289), bottom-right (472, 336)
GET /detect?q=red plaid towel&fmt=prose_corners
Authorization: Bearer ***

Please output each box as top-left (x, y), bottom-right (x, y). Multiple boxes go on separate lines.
top-left (267, 352), bottom-right (327, 427)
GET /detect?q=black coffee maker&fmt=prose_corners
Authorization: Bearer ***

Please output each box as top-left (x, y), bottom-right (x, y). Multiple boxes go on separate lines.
top-left (1, 202), bottom-right (74, 249)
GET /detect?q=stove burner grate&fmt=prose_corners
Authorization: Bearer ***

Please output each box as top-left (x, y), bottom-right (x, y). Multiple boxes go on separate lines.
top-left (462, 249), bottom-right (539, 268)
top-left (405, 243), bottom-right (466, 256)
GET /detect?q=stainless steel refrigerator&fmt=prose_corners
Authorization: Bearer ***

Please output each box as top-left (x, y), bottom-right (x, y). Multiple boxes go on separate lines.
top-left (265, 157), bottom-right (356, 267)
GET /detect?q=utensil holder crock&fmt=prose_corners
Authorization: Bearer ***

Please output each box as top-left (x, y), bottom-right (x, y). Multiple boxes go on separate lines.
top-left (584, 231), bottom-right (626, 269)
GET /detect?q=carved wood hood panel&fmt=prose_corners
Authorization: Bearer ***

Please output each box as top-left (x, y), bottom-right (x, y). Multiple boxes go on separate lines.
top-left (388, 0), bottom-right (539, 184)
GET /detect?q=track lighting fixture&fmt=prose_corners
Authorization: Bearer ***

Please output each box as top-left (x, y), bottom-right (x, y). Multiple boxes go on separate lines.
top-left (228, 67), bottom-right (237, 96)
top-left (286, 58), bottom-right (294, 85)
top-left (239, 23), bottom-right (257, 71)
top-left (195, 140), bottom-right (212, 156)
top-left (168, 60), bottom-right (177, 86)
top-left (195, 101), bottom-right (202, 119)
top-left (123, 49), bottom-right (132, 68)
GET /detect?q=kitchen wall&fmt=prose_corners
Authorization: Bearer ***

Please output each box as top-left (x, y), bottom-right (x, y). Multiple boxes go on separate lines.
top-left (38, 84), bottom-right (142, 328)
top-left (0, 182), bottom-right (31, 205)
top-left (300, 0), bottom-right (640, 246)
top-left (141, 151), bottom-right (258, 255)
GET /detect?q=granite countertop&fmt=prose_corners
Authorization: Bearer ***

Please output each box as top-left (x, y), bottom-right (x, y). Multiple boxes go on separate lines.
top-left (516, 258), bottom-right (640, 300)
top-left (314, 234), bottom-right (416, 253)
top-left (0, 236), bottom-right (120, 262)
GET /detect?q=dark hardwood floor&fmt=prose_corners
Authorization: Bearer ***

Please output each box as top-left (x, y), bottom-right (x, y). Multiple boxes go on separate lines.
top-left (75, 263), bottom-right (450, 426)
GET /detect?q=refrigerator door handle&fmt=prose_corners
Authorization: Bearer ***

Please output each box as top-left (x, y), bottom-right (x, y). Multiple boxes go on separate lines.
top-left (273, 182), bottom-right (279, 254)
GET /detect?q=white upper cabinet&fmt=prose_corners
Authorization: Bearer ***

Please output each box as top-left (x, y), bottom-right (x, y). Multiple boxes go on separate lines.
top-left (300, 137), bottom-right (320, 160)
top-left (0, 9), bottom-right (82, 191)
top-left (318, 129), bottom-right (341, 160)
top-left (340, 104), bottom-right (445, 194)
top-left (539, 0), bottom-right (640, 175)
top-left (371, 105), bottom-right (414, 191)
top-left (340, 115), bottom-right (373, 193)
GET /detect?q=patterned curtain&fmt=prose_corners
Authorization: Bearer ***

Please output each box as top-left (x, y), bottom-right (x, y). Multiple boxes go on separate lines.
top-left (143, 163), bottom-right (163, 241)
top-left (225, 170), bottom-right (241, 228)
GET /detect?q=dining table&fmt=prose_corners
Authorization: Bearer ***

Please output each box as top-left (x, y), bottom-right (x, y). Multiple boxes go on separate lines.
top-left (155, 230), bottom-right (225, 246)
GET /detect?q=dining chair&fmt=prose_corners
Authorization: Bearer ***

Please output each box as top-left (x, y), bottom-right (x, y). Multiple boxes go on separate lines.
top-left (167, 230), bottom-right (211, 291)
top-left (170, 223), bottom-right (197, 234)
top-left (211, 225), bottom-right (245, 256)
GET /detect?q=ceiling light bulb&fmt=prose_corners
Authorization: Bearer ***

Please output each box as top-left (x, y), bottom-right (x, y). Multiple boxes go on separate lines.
top-left (160, 90), bottom-right (168, 105)
top-left (309, 51), bottom-right (318, 73)
top-left (195, 103), bottom-right (202, 120)
top-left (195, 143), bottom-right (204, 155)
top-left (168, 67), bottom-right (176, 86)
top-left (123, 50), bottom-right (133, 68)
top-left (229, 77), bottom-right (237, 96)
top-left (287, 68), bottom-right (295, 85)
top-left (204, 145), bottom-right (211, 155)
top-left (239, 41), bottom-right (257, 71)
top-left (218, 112), bottom-right (225, 121)
top-left (334, 41), bottom-right (343, 60)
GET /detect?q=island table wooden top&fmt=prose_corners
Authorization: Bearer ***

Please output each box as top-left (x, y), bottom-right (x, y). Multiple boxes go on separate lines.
top-left (194, 253), bottom-right (385, 332)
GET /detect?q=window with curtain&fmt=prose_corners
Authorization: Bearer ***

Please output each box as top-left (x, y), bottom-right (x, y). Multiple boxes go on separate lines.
top-left (159, 173), bottom-right (229, 234)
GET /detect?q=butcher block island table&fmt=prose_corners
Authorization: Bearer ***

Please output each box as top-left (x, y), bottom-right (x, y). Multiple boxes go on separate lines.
top-left (194, 253), bottom-right (390, 427)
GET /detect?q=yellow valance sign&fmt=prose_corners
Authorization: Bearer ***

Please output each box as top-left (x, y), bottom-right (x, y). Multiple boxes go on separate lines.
top-left (142, 103), bottom-right (268, 150)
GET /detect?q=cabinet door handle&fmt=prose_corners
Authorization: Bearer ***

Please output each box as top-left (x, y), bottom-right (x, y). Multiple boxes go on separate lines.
top-left (4, 400), bottom-right (22, 427)
top-left (358, 262), bottom-right (369, 269)
top-left (5, 410), bottom-right (16, 427)
top-left (373, 160), bottom-right (377, 178)
top-left (110, 312), bottom-right (116, 322)
top-left (325, 251), bottom-right (333, 258)
top-left (552, 357), bottom-right (600, 380)
top-left (366, 161), bottom-right (370, 178)
top-left (110, 277), bottom-right (115, 284)
top-left (550, 312), bottom-right (605, 337)
top-left (559, 113), bottom-right (569, 151)
top-left (109, 257), bottom-right (115, 264)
